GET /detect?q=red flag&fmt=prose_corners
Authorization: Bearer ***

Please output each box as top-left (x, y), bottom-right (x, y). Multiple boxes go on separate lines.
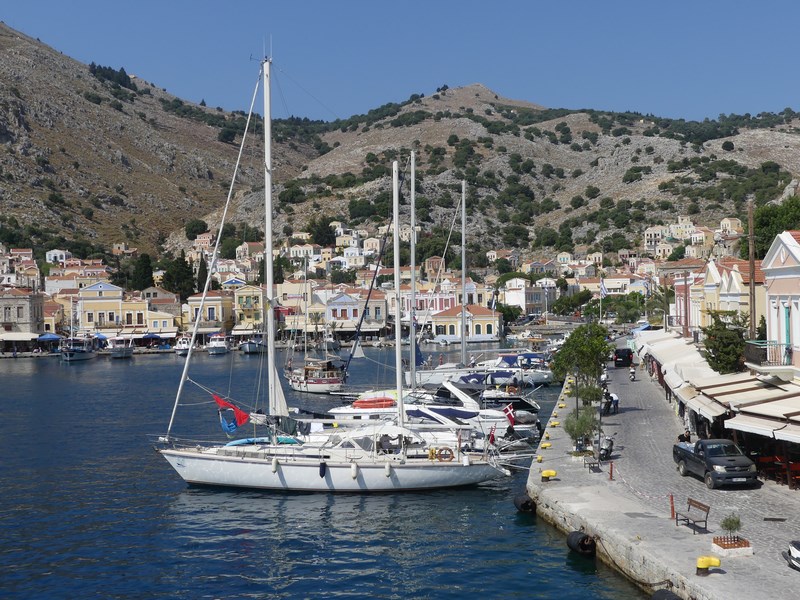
top-left (213, 394), bottom-right (250, 427)
top-left (488, 424), bottom-right (496, 445)
top-left (503, 403), bottom-right (515, 426)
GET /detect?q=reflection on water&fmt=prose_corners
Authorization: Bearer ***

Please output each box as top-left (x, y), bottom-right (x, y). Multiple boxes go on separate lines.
top-left (0, 348), bottom-right (645, 599)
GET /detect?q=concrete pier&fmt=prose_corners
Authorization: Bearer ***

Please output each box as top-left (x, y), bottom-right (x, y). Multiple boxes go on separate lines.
top-left (526, 361), bottom-right (800, 599)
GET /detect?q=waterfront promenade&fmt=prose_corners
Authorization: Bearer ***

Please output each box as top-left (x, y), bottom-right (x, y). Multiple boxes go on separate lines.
top-left (526, 358), bottom-right (800, 599)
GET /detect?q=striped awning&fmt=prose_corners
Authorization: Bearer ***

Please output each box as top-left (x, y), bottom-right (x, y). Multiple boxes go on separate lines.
top-left (724, 414), bottom-right (783, 437)
top-left (0, 332), bottom-right (39, 341)
top-left (685, 394), bottom-right (726, 421)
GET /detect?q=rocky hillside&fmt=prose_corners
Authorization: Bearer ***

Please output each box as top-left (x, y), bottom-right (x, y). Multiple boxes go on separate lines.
top-left (2, 22), bottom-right (800, 262)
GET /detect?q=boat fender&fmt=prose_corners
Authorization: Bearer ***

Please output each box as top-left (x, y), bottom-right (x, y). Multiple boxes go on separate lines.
top-left (319, 461), bottom-right (327, 478)
top-left (384, 463), bottom-right (391, 477)
top-left (513, 494), bottom-right (536, 513)
top-left (461, 455), bottom-right (470, 467)
top-left (566, 531), bottom-right (596, 556)
top-left (437, 447), bottom-right (454, 462)
top-left (650, 590), bottom-right (681, 600)
top-left (428, 447), bottom-right (437, 461)
top-left (271, 457), bottom-right (279, 473)
top-left (350, 463), bottom-right (358, 479)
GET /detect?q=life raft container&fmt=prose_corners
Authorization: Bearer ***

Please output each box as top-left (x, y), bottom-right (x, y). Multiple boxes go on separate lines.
top-left (352, 397), bottom-right (395, 409)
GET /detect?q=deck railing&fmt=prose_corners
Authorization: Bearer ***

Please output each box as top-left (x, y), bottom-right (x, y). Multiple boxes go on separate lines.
top-left (744, 340), bottom-right (793, 366)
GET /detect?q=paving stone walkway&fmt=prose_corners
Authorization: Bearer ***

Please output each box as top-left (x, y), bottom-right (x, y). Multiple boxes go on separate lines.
top-left (527, 347), bottom-right (800, 598)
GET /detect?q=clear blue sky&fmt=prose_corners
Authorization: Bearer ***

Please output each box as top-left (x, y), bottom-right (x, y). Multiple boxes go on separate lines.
top-left (5, 1), bottom-right (800, 122)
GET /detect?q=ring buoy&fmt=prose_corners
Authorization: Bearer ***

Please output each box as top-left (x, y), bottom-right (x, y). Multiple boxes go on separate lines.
top-left (437, 447), bottom-right (454, 462)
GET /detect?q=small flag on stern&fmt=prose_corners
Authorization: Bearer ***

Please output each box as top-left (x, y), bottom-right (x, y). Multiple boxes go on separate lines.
top-left (503, 403), bottom-right (515, 426)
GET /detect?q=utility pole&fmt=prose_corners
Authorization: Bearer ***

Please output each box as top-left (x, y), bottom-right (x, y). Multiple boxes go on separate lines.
top-left (748, 199), bottom-right (756, 339)
top-left (682, 270), bottom-right (690, 338)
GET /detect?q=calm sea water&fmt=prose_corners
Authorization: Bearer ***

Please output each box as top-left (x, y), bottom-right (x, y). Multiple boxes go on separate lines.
top-left (0, 346), bottom-right (645, 599)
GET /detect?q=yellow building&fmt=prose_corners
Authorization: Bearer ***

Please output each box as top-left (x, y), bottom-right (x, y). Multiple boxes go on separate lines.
top-left (186, 290), bottom-right (235, 334)
top-left (232, 284), bottom-right (265, 336)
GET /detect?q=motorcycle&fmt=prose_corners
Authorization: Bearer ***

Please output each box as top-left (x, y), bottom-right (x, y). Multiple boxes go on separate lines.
top-left (599, 434), bottom-right (615, 461)
top-left (629, 368), bottom-right (635, 382)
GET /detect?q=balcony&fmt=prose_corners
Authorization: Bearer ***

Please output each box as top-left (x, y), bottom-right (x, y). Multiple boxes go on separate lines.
top-left (744, 340), bottom-right (795, 380)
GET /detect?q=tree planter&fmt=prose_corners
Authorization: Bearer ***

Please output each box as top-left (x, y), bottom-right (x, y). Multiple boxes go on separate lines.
top-left (712, 536), bottom-right (753, 557)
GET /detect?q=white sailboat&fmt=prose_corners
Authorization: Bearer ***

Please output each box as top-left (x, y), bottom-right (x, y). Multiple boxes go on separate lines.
top-left (158, 58), bottom-right (507, 492)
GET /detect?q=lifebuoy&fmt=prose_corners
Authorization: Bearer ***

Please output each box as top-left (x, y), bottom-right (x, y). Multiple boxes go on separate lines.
top-left (437, 447), bottom-right (454, 462)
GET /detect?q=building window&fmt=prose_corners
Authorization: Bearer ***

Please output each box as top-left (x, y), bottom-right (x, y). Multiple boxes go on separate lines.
top-left (375, 307), bottom-right (381, 318)
top-left (17, 306), bottom-right (23, 318)
top-left (475, 324), bottom-right (482, 335)
top-left (137, 313), bottom-right (144, 325)
top-left (208, 307), bottom-right (216, 321)
top-left (108, 312), bottom-right (115, 323)
top-left (487, 324), bottom-right (493, 335)
top-left (449, 324), bottom-right (455, 335)
top-left (126, 313), bottom-right (133, 325)
top-left (352, 309), bottom-right (358, 319)
top-left (87, 312), bottom-right (94, 323)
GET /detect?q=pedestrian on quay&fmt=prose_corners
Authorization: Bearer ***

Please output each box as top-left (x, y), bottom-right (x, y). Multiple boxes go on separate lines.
top-left (611, 392), bottom-right (619, 414)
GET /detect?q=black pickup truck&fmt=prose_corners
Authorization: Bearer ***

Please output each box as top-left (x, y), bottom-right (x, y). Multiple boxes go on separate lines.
top-left (673, 439), bottom-right (757, 489)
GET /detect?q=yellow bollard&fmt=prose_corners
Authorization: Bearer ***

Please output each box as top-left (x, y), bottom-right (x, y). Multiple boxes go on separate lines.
top-left (540, 442), bottom-right (552, 449)
top-left (536, 455), bottom-right (543, 463)
top-left (552, 411), bottom-right (558, 418)
top-left (550, 421), bottom-right (560, 427)
top-left (696, 556), bottom-right (721, 576)
top-left (541, 469), bottom-right (557, 482)
top-left (544, 432), bottom-right (550, 440)
top-left (558, 403), bottom-right (566, 409)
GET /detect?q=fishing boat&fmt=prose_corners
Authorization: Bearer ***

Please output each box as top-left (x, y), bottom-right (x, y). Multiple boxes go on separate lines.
top-left (107, 336), bottom-right (134, 359)
top-left (158, 59), bottom-right (508, 491)
top-left (239, 334), bottom-right (268, 354)
top-left (60, 336), bottom-right (97, 362)
top-left (205, 334), bottom-right (229, 355)
top-left (286, 357), bottom-right (345, 394)
top-left (174, 335), bottom-right (192, 356)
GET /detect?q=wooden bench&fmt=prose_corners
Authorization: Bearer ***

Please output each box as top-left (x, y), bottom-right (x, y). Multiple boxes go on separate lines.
top-left (583, 454), bottom-right (600, 469)
top-left (675, 498), bottom-right (710, 534)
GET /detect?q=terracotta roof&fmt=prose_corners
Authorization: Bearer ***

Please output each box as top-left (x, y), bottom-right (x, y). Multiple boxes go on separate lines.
top-left (788, 231), bottom-right (800, 245)
top-left (433, 304), bottom-right (497, 318)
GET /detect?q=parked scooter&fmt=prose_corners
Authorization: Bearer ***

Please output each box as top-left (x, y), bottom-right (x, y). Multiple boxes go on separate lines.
top-left (599, 434), bottom-right (615, 461)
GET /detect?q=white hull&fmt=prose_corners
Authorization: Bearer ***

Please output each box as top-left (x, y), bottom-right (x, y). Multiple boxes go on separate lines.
top-left (160, 446), bottom-right (503, 492)
top-left (206, 345), bottom-right (229, 355)
top-left (240, 341), bottom-right (268, 354)
top-left (109, 347), bottom-right (134, 359)
top-left (61, 349), bottom-right (96, 362)
top-left (287, 375), bottom-right (343, 394)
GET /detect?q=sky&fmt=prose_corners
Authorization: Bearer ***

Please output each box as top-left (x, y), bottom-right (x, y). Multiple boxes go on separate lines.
top-left (4, 1), bottom-right (800, 123)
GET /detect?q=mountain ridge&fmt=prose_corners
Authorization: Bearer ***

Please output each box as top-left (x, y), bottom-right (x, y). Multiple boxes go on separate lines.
top-left (2, 22), bottom-right (799, 265)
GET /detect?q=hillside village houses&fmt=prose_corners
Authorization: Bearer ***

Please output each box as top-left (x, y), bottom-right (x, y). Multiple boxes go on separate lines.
top-left (0, 213), bottom-right (764, 353)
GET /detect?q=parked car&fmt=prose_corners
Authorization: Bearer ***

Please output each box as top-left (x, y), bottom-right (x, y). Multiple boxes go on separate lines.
top-left (613, 348), bottom-right (633, 367)
top-left (673, 439), bottom-right (758, 489)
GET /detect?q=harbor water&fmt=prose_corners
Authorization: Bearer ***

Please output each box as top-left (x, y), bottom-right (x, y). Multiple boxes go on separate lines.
top-left (0, 346), bottom-right (646, 599)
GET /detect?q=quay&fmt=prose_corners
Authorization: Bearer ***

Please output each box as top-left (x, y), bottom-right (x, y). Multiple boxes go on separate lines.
top-left (525, 360), bottom-right (800, 599)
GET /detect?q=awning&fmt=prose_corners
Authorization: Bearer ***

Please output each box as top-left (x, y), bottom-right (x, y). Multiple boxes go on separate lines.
top-left (673, 362), bottom-right (717, 382)
top-left (663, 370), bottom-right (685, 391)
top-left (0, 332), bottom-right (39, 341)
top-left (735, 394), bottom-right (800, 420)
top-left (648, 339), bottom-right (693, 365)
top-left (692, 372), bottom-right (757, 390)
top-left (635, 331), bottom-right (679, 356)
top-left (725, 413), bottom-right (783, 437)
top-left (675, 385), bottom-right (699, 404)
top-left (686, 394), bottom-right (727, 421)
top-left (773, 422), bottom-right (800, 444)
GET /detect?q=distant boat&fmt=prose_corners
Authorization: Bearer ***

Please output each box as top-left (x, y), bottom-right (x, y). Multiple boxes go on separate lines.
top-left (239, 334), bottom-right (268, 354)
top-left (60, 336), bottom-right (97, 362)
top-left (107, 336), bottom-right (134, 359)
top-left (206, 334), bottom-right (230, 355)
top-left (174, 335), bottom-right (192, 356)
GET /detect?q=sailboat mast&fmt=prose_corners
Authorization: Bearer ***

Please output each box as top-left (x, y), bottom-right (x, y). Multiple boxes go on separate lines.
top-left (460, 179), bottom-right (467, 366)
top-left (409, 151), bottom-right (417, 390)
top-left (392, 162), bottom-right (405, 429)
top-left (263, 57), bottom-right (278, 414)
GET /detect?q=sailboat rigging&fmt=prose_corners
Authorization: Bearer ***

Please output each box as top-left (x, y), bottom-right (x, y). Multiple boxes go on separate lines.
top-left (157, 57), bottom-right (508, 492)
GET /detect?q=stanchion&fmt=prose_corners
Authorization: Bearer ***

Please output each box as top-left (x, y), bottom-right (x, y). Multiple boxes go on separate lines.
top-left (609, 461), bottom-right (614, 480)
top-left (670, 494), bottom-right (675, 520)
